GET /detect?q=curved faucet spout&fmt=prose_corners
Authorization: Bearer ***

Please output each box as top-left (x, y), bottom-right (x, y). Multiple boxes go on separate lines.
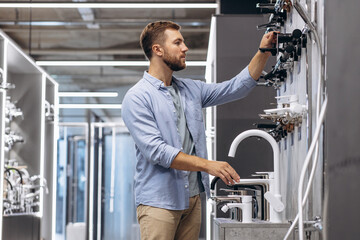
top-left (228, 129), bottom-right (283, 223)
top-left (228, 129), bottom-right (280, 195)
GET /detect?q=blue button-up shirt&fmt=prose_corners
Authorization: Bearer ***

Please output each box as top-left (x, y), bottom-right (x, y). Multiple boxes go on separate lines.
top-left (122, 66), bottom-right (256, 210)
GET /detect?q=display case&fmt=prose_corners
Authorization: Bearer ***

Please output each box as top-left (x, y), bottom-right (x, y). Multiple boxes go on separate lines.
top-left (0, 30), bottom-right (58, 240)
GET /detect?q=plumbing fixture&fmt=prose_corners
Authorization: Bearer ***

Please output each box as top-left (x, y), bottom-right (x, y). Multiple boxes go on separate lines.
top-left (259, 29), bottom-right (306, 62)
top-left (277, 29), bottom-right (302, 44)
top-left (4, 131), bottom-right (24, 150)
top-left (219, 188), bottom-right (262, 220)
top-left (279, 45), bottom-right (296, 63)
top-left (257, 15), bottom-right (283, 31)
top-left (44, 100), bottom-right (55, 121)
top-left (287, 216), bottom-right (323, 240)
top-left (226, 180), bottom-right (270, 221)
top-left (259, 95), bottom-right (307, 129)
top-left (3, 165), bottom-right (49, 215)
top-left (258, 48), bottom-right (295, 89)
top-left (221, 195), bottom-right (253, 223)
top-left (228, 129), bottom-right (284, 223)
top-left (277, 29), bottom-right (307, 61)
top-left (260, 69), bottom-right (287, 89)
top-left (274, 0), bottom-right (292, 13)
top-left (256, 3), bottom-right (276, 11)
top-left (255, 123), bottom-right (278, 129)
top-left (210, 192), bottom-right (243, 221)
top-left (303, 216), bottom-right (323, 233)
top-left (5, 98), bottom-right (23, 121)
top-left (256, 0), bottom-right (292, 30)
top-left (258, 45), bottom-right (295, 89)
top-left (257, 78), bottom-right (282, 89)
top-left (210, 176), bottom-right (269, 221)
top-left (259, 47), bottom-right (278, 56)
top-left (0, 82), bottom-right (15, 90)
top-left (4, 167), bottom-right (23, 184)
top-left (264, 95), bottom-right (307, 117)
top-left (29, 175), bottom-right (49, 194)
top-left (255, 123), bottom-right (287, 142)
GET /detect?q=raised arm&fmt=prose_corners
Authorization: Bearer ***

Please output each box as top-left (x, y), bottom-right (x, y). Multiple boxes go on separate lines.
top-left (248, 31), bottom-right (277, 80)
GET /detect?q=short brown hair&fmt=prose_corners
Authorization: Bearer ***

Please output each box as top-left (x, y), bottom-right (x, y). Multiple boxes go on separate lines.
top-left (140, 20), bottom-right (181, 60)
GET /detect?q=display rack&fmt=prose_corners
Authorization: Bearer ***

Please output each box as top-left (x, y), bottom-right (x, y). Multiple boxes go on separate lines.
top-left (0, 30), bottom-right (58, 240)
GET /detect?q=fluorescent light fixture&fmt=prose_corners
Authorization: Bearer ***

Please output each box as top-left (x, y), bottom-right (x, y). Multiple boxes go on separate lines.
top-left (0, 3), bottom-right (218, 9)
top-left (37, 61), bottom-right (149, 66)
top-left (36, 60), bottom-right (207, 67)
top-left (59, 104), bottom-right (122, 109)
top-left (58, 92), bottom-right (118, 97)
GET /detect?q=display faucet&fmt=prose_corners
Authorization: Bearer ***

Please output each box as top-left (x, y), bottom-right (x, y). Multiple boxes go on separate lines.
top-left (228, 129), bottom-right (284, 223)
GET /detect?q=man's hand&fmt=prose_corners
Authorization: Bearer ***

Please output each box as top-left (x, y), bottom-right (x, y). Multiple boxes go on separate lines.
top-left (248, 31), bottom-right (278, 80)
top-left (204, 160), bottom-right (240, 185)
top-left (259, 31), bottom-right (278, 49)
top-left (170, 152), bottom-right (240, 185)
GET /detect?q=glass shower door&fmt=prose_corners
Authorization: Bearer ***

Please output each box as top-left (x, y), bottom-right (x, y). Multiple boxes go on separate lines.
top-left (90, 123), bottom-right (138, 240)
top-left (56, 123), bottom-right (88, 240)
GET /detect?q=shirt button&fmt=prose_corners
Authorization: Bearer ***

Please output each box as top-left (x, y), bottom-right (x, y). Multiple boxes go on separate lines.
top-left (185, 185), bottom-right (188, 188)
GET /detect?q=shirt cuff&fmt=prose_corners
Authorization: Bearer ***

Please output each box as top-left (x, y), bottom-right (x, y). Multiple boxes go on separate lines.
top-left (162, 146), bottom-right (182, 169)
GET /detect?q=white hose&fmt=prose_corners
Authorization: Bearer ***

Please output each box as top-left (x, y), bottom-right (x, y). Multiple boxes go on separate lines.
top-left (297, 5), bottom-right (323, 240)
top-left (283, 98), bottom-right (327, 239)
top-left (283, 143), bottom-right (319, 239)
top-left (297, 98), bottom-right (326, 240)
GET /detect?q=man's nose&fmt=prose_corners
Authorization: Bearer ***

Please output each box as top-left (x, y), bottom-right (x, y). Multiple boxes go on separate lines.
top-left (182, 43), bottom-right (189, 52)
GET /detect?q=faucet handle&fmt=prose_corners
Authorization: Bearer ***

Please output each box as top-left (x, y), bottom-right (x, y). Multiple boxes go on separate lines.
top-left (254, 171), bottom-right (274, 179)
top-left (264, 191), bottom-right (285, 212)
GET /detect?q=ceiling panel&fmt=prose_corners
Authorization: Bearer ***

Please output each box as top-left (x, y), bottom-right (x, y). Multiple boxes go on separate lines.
top-left (0, 0), bottom-right (216, 121)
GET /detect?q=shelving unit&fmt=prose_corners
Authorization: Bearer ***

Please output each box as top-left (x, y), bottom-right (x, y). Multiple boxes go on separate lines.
top-left (0, 30), bottom-right (58, 240)
top-left (0, 35), bottom-right (6, 239)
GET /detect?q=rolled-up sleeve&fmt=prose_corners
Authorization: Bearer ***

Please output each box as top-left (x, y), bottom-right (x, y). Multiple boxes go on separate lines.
top-left (122, 91), bottom-right (181, 168)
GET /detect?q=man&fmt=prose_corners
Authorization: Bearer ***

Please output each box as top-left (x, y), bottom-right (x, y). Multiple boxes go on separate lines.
top-left (122, 20), bottom-right (276, 240)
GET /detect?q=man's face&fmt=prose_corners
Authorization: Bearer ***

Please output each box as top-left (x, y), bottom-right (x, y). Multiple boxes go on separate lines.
top-left (161, 29), bottom-right (189, 71)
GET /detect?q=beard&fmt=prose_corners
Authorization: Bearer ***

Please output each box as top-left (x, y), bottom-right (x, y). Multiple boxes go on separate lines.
top-left (163, 51), bottom-right (186, 71)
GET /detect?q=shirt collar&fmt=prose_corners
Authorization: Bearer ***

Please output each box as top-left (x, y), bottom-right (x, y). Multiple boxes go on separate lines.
top-left (143, 71), bottom-right (184, 89)
top-left (143, 71), bottom-right (163, 89)
top-left (172, 76), bottom-right (184, 89)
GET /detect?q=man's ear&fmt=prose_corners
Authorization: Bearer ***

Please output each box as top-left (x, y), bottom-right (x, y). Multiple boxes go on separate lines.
top-left (152, 44), bottom-right (163, 57)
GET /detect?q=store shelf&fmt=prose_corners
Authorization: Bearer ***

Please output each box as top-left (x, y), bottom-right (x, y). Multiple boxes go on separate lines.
top-left (0, 30), bottom-right (58, 240)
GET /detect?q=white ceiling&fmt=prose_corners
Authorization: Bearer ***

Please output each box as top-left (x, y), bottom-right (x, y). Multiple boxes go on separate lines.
top-left (0, 0), bottom-right (214, 88)
top-left (0, 0), bottom-right (216, 121)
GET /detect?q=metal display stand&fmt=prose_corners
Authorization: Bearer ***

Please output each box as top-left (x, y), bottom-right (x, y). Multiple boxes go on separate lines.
top-left (0, 30), bottom-right (58, 240)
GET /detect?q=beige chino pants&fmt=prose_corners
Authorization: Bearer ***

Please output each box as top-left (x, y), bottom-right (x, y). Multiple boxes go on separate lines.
top-left (136, 195), bottom-right (201, 240)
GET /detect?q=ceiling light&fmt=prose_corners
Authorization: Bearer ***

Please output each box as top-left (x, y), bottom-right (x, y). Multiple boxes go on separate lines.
top-left (0, 3), bottom-right (218, 9)
top-left (58, 92), bottom-right (118, 97)
top-left (59, 104), bottom-right (122, 109)
top-left (36, 61), bottom-right (207, 67)
top-left (37, 61), bottom-right (149, 66)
